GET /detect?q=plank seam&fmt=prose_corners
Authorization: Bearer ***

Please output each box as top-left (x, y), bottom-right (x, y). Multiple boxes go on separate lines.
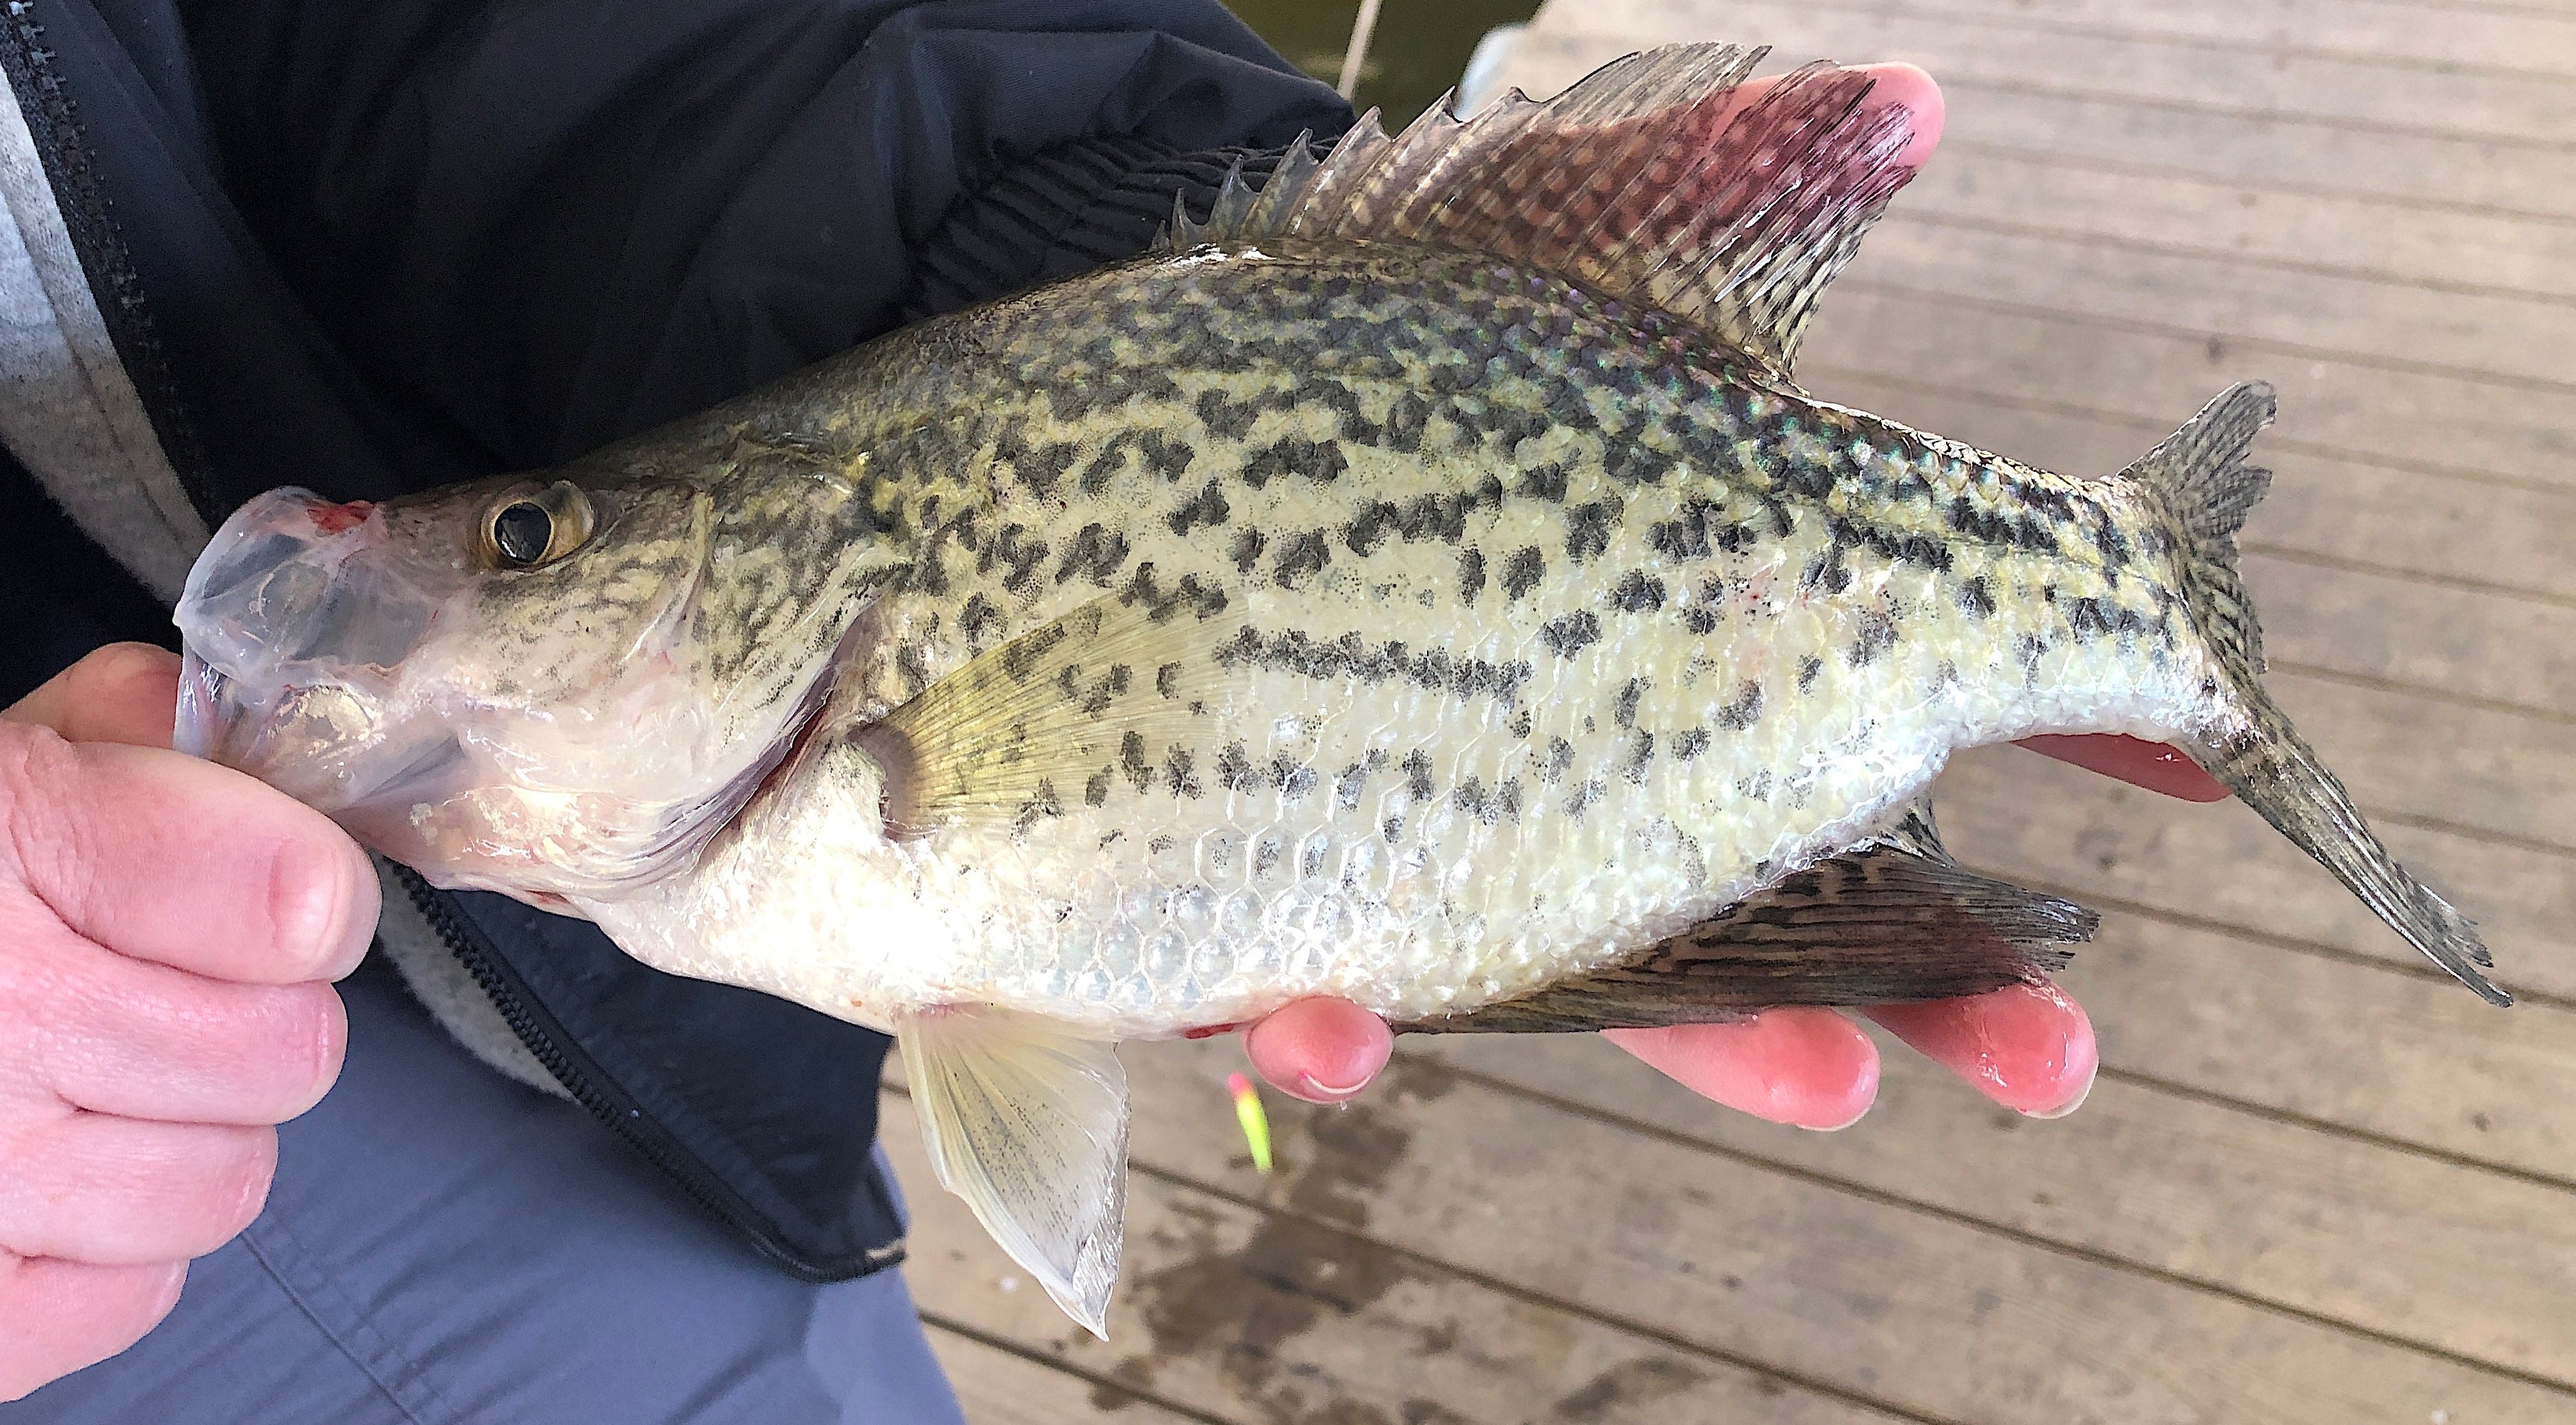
top-left (918, 1312), bottom-right (1239, 1425)
top-left (1393, 1058), bottom-right (2576, 1394)
top-left (1930, 138), bottom-right (2576, 230)
top-left (1836, 276), bottom-right (2576, 397)
top-left (2265, 658), bottom-right (2576, 734)
top-left (1886, 207), bottom-right (2576, 310)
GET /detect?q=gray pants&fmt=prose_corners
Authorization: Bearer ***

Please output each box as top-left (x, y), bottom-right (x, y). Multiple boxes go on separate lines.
top-left (11, 959), bottom-right (963, 1424)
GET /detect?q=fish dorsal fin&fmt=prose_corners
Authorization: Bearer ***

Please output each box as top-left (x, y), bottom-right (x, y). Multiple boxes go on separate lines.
top-left (900, 1007), bottom-right (1129, 1336)
top-left (1174, 43), bottom-right (1923, 377)
top-left (857, 594), bottom-right (1243, 840)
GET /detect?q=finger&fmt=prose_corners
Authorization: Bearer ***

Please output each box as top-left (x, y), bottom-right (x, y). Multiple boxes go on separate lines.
top-left (0, 1115), bottom-right (276, 1264)
top-left (1604, 1008), bottom-right (1880, 1130)
top-left (0, 731), bottom-right (378, 983)
top-left (1243, 997), bottom-right (1393, 1105)
top-left (2, 644), bottom-right (182, 749)
top-left (4, 929), bottom-right (347, 1124)
top-left (2017, 733), bottom-right (2230, 803)
top-left (1720, 62), bottom-right (1943, 170)
top-left (0, 1257), bottom-right (187, 1403)
top-left (1865, 981), bottom-right (2099, 1118)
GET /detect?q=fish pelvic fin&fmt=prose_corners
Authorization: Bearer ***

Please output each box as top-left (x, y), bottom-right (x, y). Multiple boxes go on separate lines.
top-left (1167, 43), bottom-right (1924, 378)
top-left (900, 1007), bottom-right (1129, 1337)
top-left (1402, 833), bottom-right (2093, 1034)
top-left (2123, 383), bottom-right (2508, 1007)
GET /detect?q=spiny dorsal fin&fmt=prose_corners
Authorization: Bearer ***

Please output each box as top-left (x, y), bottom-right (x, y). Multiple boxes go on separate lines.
top-left (1169, 43), bottom-right (1923, 377)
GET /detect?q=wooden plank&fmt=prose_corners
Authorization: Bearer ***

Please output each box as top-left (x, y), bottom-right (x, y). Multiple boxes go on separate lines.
top-left (1841, 219), bottom-right (2574, 389)
top-left (2266, 668), bottom-right (2576, 852)
top-left (1105, 1041), bottom-right (2576, 1425)
top-left (1498, 1), bottom-right (2576, 147)
top-left (1802, 286), bottom-right (2576, 494)
top-left (1894, 147), bottom-right (2576, 301)
top-left (1935, 81), bottom-right (2576, 223)
top-left (2052, 911), bottom-right (2575, 1181)
top-left (1411, 1029), bottom-right (2576, 1383)
top-left (2243, 555), bottom-right (2576, 718)
top-left (1832, 0), bottom-right (2576, 78)
top-left (882, 1093), bottom-right (1903, 1425)
top-left (926, 1324), bottom-right (1204, 1425)
top-left (1934, 742), bottom-right (2576, 1000)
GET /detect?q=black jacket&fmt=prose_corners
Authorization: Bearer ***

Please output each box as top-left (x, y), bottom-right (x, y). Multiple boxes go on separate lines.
top-left (1, 0), bottom-right (1346, 1276)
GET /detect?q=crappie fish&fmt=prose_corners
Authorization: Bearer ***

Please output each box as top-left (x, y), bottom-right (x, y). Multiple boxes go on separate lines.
top-left (171, 45), bottom-right (2503, 1333)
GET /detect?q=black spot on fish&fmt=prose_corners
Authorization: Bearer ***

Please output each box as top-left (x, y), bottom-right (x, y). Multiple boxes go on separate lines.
top-left (1163, 746), bottom-right (1202, 798)
top-left (1271, 531), bottom-right (1331, 588)
top-left (1055, 523), bottom-right (1131, 588)
top-left (1847, 610), bottom-right (1897, 666)
top-left (1452, 776), bottom-right (1489, 823)
top-left (1502, 546), bottom-right (1545, 601)
top-left (1015, 442), bottom-right (1079, 500)
top-left (1623, 731), bottom-right (1655, 785)
top-left (1611, 571), bottom-right (1666, 612)
top-left (1076, 443), bottom-right (1128, 496)
top-left (1084, 767), bottom-right (1113, 807)
top-left (1564, 499), bottom-right (1617, 564)
top-left (1243, 436), bottom-right (1348, 488)
top-left (1013, 779), bottom-right (1063, 832)
top-left (1335, 750), bottom-right (1385, 811)
top-left (1797, 656), bottom-right (1822, 692)
top-left (1166, 480), bottom-right (1230, 537)
top-left (1682, 605), bottom-right (1718, 635)
top-left (1382, 815), bottom-right (1404, 844)
top-left (1614, 677), bottom-right (1645, 730)
top-left (1138, 431), bottom-right (1194, 481)
top-left (1541, 610), bottom-right (1602, 657)
top-left (1270, 757), bottom-right (1317, 800)
top-left (1217, 741), bottom-right (1257, 793)
top-left (1403, 749), bottom-right (1435, 801)
top-left (1253, 835), bottom-right (1283, 879)
top-left (1565, 777), bottom-right (1604, 818)
top-left (1540, 735), bottom-right (1575, 785)
top-left (1196, 389), bottom-right (1258, 440)
top-left (1958, 576), bottom-right (1996, 618)
top-left (1459, 547), bottom-right (1487, 603)
top-left (895, 642), bottom-right (931, 697)
top-left (1507, 707), bottom-right (1532, 739)
top-left (1228, 527), bottom-right (1266, 575)
top-left (1383, 392), bottom-right (1430, 454)
top-left (1345, 500), bottom-right (1398, 556)
top-left (2017, 634), bottom-right (2049, 681)
top-left (1395, 492), bottom-right (1469, 545)
top-left (1300, 836), bottom-right (1328, 879)
top-left (1715, 680), bottom-right (1764, 731)
top-left (1515, 463), bottom-right (1569, 503)
top-left (1497, 777), bottom-right (1524, 819)
top-left (1121, 731), bottom-right (1152, 792)
top-left (1674, 727), bottom-right (1709, 760)
top-left (959, 593), bottom-right (1002, 646)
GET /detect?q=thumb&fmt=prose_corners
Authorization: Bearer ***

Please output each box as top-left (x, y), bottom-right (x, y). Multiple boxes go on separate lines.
top-left (3, 644), bottom-right (183, 748)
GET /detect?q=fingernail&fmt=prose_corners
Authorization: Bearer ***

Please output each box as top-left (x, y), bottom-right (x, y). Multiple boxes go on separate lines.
top-left (1293, 1072), bottom-right (1369, 1104)
top-left (1801, 1101), bottom-right (1873, 1132)
top-left (2022, 1057), bottom-right (2098, 1120)
top-left (274, 840), bottom-right (369, 979)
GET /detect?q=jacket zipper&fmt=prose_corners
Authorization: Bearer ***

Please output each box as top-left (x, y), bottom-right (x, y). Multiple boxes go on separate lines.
top-left (390, 863), bottom-right (902, 1282)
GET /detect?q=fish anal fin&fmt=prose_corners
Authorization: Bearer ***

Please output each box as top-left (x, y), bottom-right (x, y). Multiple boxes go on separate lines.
top-left (1182, 43), bottom-right (1925, 376)
top-left (858, 596), bottom-right (1241, 840)
top-left (1404, 848), bottom-right (2093, 1034)
top-left (900, 1007), bottom-right (1128, 1336)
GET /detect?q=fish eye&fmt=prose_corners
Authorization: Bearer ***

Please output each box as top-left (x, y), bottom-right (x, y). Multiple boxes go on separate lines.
top-left (479, 481), bottom-right (596, 569)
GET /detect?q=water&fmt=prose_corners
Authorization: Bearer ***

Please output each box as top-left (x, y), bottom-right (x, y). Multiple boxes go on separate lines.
top-left (1226, 0), bottom-right (1545, 128)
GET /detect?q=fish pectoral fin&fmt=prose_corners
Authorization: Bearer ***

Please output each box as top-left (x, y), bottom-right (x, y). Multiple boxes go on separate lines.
top-left (859, 595), bottom-right (1243, 840)
top-left (1170, 42), bottom-right (1925, 376)
top-left (899, 1007), bottom-right (1129, 1336)
top-left (1402, 848), bottom-right (2095, 1034)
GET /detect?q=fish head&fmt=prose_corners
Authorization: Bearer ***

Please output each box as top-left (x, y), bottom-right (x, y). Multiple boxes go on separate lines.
top-left (175, 455), bottom-right (885, 908)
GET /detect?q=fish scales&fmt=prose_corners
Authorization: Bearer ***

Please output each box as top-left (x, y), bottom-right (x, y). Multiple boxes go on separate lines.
top-left (585, 240), bottom-right (2208, 1035)
top-left (170, 45), bottom-right (2503, 1333)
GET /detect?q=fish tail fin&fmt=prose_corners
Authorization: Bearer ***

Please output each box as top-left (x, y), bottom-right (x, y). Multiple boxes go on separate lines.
top-left (2121, 383), bottom-right (2509, 1007)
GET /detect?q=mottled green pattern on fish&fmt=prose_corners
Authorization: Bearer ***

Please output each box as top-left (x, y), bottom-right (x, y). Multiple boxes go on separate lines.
top-left (585, 238), bottom-right (2214, 1031)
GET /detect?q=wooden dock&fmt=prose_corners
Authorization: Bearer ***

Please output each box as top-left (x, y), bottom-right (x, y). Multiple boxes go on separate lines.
top-left (902, 1), bottom-right (2576, 1419)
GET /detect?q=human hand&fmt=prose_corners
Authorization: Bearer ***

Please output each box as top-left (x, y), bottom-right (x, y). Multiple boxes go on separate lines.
top-left (0, 644), bottom-right (377, 1401)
